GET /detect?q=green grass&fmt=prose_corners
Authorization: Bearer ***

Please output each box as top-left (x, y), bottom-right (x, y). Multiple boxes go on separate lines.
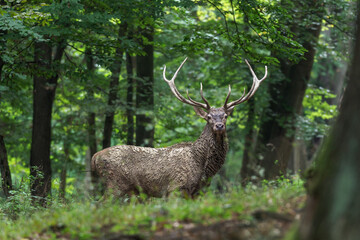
top-left (0, 176), bottom-right (305, 240)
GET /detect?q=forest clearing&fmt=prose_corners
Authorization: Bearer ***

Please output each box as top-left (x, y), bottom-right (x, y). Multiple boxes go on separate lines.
top-left (1, 0), bottom-right (360, 239)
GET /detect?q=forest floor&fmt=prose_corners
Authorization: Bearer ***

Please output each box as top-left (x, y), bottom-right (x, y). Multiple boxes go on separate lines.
top-left (0, 177), bottom-right (306, 240)
top-left (149, 200), bottom-right (305, 240)
top-left (102, 195), bottom-right (305, 240)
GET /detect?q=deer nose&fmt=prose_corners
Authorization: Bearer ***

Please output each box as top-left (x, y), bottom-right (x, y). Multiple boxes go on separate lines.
top-left (215, 123), bottom-right (224, 130)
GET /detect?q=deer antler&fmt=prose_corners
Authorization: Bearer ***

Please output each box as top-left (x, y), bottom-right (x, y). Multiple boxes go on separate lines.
top-left (163, 57), bottom-right (211, 110)
top-left (224, 59), bottom-right (267, 110)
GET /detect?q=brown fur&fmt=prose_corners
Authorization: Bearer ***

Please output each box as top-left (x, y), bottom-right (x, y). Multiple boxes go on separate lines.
top-left (91, 107), bottom-right (230, 198)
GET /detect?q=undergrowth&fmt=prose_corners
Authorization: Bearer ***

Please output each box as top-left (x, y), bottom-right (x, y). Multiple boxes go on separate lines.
top-left (0, 176), bottom-right (305, 240)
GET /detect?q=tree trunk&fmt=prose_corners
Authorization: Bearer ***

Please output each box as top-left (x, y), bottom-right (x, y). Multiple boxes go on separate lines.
top-left (0, 1), bottom-right (12, 198)
top-left (135, 26), bottom-right (154, 147)
top-left (30, 40), bottom-right (65, 205)
top-left (59, 140), bottom-right (69, 201)
top-left (255, 0), bottom-right (324, 179)
top-left (0, 54), bottom-right (4, 81)
top-left (0, 135), bottom-right (12, 198)
top-left (240, 98), bottom-right (257, 184)
top-left (126, 53), bottom-right (135, 145)
top-left (298, 3), bottom-right (360, 239)
top-left (0, 1), bottom-right (6, 81)
top-left (85, 48), bottom-right (97, 157)
top-left (102, 24), bottom-right (126, 149)
top-left (84, 48), bottom-right (99, 189)
top-left (239, 14), bottom-right (258, 184)
top-left (288, 137), bottom-right (308, 174)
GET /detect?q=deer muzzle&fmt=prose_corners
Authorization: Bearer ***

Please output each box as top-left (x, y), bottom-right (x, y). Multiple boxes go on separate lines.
top-left (214, 123), bottom-right (225, 133)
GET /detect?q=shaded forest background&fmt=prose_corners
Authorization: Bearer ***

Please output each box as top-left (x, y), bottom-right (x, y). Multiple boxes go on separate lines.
top-left (0, 0), bottom-right (357, 203)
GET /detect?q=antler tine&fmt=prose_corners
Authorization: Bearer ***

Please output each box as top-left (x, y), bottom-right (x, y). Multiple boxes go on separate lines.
top-left (246, 59), bottom-right (268, 82)
top-left (163, 59), bottom-right (188, 102)
top-left (163, 58), bottom-right (210, 110)
top-left (200, 83), bottom-right (211, 109)
top-left (163, 57), bottom-right (188, 83)
top-left (243, 60), bottom-right (267, 100)
top-left (223, 85), bottom-right (231, 107)
top-left (225, 60), bottom-right (267, 110)
top-left (184, 83), bottom-right (211, 109)
top-left (186, 89), bottom-right (203, 106)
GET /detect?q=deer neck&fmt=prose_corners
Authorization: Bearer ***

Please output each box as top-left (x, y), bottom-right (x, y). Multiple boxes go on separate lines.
top-left (193, 123), bottom-right (228, 178)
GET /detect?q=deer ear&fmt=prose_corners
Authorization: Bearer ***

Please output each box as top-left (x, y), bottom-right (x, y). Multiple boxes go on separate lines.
top-left (193, 107), bottom-right (208, 119)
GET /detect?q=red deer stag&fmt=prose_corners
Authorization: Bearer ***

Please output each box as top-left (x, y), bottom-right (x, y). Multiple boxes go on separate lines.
top-left (91, 58), bottom-right (267, 198)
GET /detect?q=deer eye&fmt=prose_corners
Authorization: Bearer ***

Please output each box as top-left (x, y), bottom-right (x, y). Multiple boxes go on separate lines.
top-left (207, 115), bottom-right (212, 120)
top-left (224, 114), bottom-right (228, 119)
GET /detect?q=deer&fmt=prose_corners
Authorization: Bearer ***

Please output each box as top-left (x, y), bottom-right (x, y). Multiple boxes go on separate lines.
top-left (91, 58), bottom-right (267, 198)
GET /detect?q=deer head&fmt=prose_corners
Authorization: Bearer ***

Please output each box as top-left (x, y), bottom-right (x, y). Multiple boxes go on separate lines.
top-left (163, 58), bottom-right (267, 135)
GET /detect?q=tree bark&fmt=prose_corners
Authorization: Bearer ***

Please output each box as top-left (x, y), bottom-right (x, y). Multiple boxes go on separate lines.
top-left (0, 0), bottom-right (7, 81)
top-left (0, 1), bottom-right (12, 198)
top-left (85, 48), bottom-right (99, 189)
top-left (240, 14), bottom-right (258, 183)
top-left (126, 53), bottom-right (135, 145)
top-left (0, 54), bottom-right (4, 81)
top-left (240, 98), bottom-right (257, 184)
top-left (102, 24), bottom-right (126, 149)
top-left (255, 0), bottom-right (324, 179)
top-left (288, 137), bottom-right (308, 174)
top-left (59, 140), bottom-right (69, 201)
top-left (30, 40), bottom-right (65, 205)
top-left (135, 26), bottom-right (154, 147)
top-left (0, 0), bottom-right (6, 77)
top-left (0, 135), bottom-right (12, 198)
top-left (85, 48), bottom-right (97, 157)
top-left (298, 3), bottom-right (360, 239)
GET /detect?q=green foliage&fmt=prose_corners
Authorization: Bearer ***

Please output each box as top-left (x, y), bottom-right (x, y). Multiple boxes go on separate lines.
top-left (0, 170), bottom-right (53, 221)
top-left (200, 0), bottom-right (307, 64)
top-left (297, 84), bottom-right (338, 140)
top-left (0, 185), bottom-right (38, 221)
top-left (303, 85), bottom-right (337, 121)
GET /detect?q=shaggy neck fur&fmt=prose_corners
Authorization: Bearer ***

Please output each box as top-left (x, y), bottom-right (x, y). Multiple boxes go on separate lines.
top-left (193, 123), bottom-right (228, 179)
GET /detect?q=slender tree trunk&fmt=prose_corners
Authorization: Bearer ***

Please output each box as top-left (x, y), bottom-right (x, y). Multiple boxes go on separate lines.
top-left (30, 40), bottom-right (65, 205)
top-left (84, 48), bottom-right (98, 188)
top-left (0, 0), bottom-right (6, 81)
top-left (88, 112), bottom-right (97, 154)
top-left (59, 140), bottom-right (69, 201)
top-left (126, 53), bottom-right (135, 145)
top-left (240, 13), bottom-right (259, 183)
top-left (288, 137), bottom-right (308, 174)
top-left (0, 135), bottom-right (12, 198)
top-left (85, 48), bottom-right (97, 157)
top-left (136, 26), bottom-right (154, 147)
top-left (0, 56), bottom-right (4, 81)
top-left (240, 98), bottom-right (257, 184)
top-left (255, 0), bottom-right (324, 179)
top-left (298, 3), bottom-right (360, 239)
top-left (0, 0), bottom-right (11, 198)
top-left (0, 1), bottom-right (7, 81)
top-left (102, 24), bottom-right (126, 149)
